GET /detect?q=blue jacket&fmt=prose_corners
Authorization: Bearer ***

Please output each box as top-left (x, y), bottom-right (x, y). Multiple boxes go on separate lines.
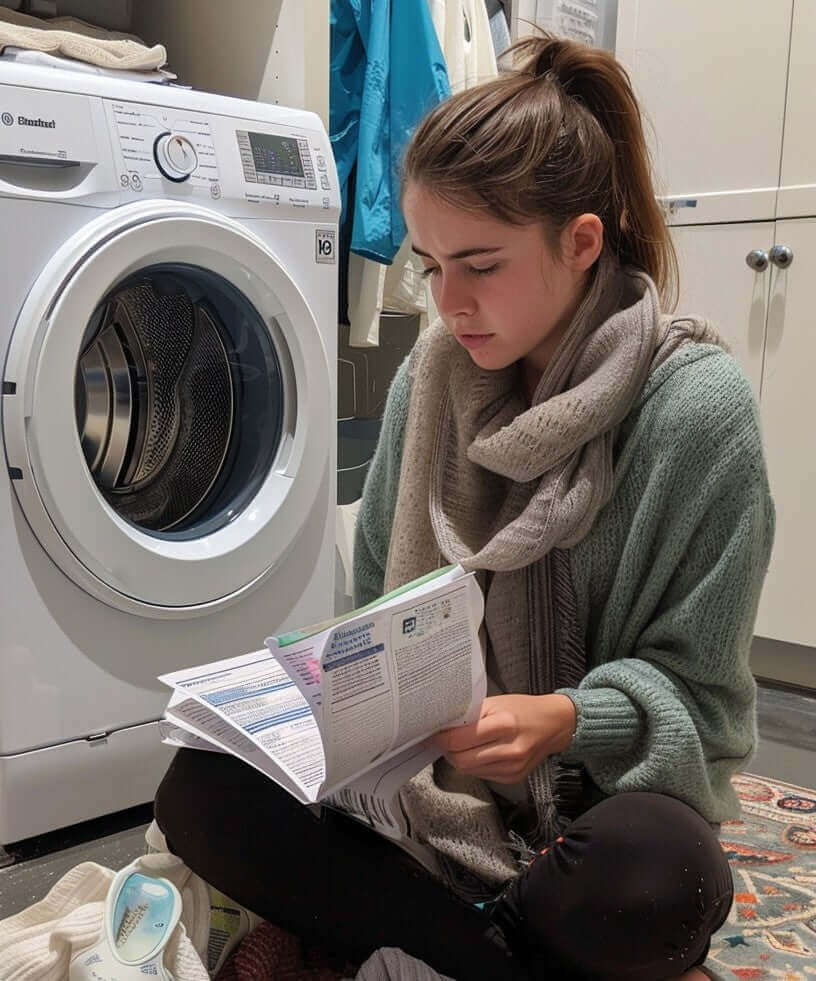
top-left (331, 0), bottom-right (450, 264)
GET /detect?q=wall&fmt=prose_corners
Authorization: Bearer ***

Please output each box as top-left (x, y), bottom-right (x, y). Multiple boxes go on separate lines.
top-left (751, 637), bottom-right (816, 692)
top-left (131, 0), bottom-right (329, 128)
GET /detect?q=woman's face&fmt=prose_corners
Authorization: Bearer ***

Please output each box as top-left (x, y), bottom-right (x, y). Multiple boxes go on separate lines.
top-left (402, 182), bottom-right (602, 380)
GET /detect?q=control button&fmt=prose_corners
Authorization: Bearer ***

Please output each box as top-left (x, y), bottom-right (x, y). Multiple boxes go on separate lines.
top-left (154, 132), bottom-right (198, 182)
top-left (120, 173), bottom-right (130, 187)
top-left (130, 172), bottom-right (143, 192)
top-left (293, 177), bottom-right (306, 188)
top-left (317, 155), bottom-right (326, 170)
top-left (322, 196), bottom-right (330, 209)
top-left (210, 182), bottom-right (221, 199)
top-left (282, 176), bottom-right (294, 186)
top-left (320, 175), bottom-right (330, 190)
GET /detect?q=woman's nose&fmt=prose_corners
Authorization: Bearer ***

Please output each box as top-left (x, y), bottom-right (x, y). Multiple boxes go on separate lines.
top-left (434, 273), bottom-right (476, 319)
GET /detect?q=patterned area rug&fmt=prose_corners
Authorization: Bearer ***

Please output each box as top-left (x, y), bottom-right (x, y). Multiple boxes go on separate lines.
top-left (706, 773), bottom-right (816, 980)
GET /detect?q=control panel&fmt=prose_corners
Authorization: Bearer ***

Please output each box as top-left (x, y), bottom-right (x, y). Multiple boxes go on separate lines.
top-left (105, 98), bottom-right (337, 217)
top-left (238, 130), bottom-right (315, 189)
top-left (0, 74), bottom-right (339, 218)
top-left (110, 101), bottom-right (219, 195)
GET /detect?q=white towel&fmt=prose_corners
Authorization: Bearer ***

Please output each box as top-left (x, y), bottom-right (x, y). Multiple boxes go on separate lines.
top-left (0, 855), bottom-right (210, 980)
top-left (0, 7), bottom-right (165, 71)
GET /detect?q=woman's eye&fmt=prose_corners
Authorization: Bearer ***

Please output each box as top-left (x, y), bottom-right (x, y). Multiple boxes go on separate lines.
top-left (420, 266), bottom-right (440, 279)
top-left (468, 264), bottom-right (499, 277)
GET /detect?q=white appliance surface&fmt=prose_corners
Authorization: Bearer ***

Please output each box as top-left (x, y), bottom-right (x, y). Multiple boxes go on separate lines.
top-left (0, 62), bottom-right (339, 842)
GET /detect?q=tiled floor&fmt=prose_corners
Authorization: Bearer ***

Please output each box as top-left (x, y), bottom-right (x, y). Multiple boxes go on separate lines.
top-left (0, 682), bottom-right (814, 923)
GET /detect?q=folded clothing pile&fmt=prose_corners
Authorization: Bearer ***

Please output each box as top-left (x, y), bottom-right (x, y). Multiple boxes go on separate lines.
top-left (216, 924), bottom-right (454, 981)
top-left (0, 6), bottom-right (166, 71)
top-left (0, 816), bottom-right (455, 981)
top-left (215, 921), bottom-right (355, 981)
top-left (0, 854), bottom-right (210, 980)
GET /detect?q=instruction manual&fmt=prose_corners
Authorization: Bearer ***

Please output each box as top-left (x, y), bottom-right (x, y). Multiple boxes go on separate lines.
top-left (158, 564), bottom-right (486, 873)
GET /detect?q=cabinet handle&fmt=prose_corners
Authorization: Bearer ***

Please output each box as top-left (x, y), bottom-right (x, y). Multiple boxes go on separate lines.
top-left (769, 245), bottom-right (794, 269)
top-left (746, 249), bottom-right (769, 272)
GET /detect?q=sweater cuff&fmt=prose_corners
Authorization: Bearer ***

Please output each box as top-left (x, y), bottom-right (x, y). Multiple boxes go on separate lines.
top-left (555, 687), bottom-right (643, 763)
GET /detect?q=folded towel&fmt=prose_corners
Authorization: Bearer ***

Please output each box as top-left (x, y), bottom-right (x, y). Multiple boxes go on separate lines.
top-left (0, 7), bottom-right (165, 71)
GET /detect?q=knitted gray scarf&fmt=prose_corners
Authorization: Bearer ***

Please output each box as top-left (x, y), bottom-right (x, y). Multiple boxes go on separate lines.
top-left (385, 251), bottom-right (726, 898)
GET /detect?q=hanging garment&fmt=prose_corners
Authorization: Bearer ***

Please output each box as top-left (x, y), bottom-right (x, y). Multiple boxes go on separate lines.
top-left (343, 1), bottom-right (501, 346)
top-left (331, 0), bottom-right (449, 346)
top-left (331, 0), bottom-right (448, 265)
top-left (428, 0), bottom-right (498, 94)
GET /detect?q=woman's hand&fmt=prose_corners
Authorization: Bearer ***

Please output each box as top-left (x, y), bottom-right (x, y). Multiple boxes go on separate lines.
top-left (433, 693), bottom-right (577, 783)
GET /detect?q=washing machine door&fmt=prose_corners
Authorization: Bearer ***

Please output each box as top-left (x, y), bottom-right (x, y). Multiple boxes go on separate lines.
top-left (3, 201), bottom-right (332, 618)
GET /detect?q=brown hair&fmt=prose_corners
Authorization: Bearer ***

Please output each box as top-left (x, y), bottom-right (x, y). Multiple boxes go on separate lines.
top-left (403, 34), bottom-right (678, 310)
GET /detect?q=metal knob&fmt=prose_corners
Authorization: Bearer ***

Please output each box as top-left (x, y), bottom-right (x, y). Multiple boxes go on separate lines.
top-left (769, 245), bottom-right (794, 269)
top-left (746, 249), bottom-right (769, 272)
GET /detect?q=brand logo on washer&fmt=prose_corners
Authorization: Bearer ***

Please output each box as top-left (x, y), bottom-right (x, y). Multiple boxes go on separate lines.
top-left (16, 115), bottom-right (56, 128)
top-left (315, 229), bottom-right (336, 265)
top-left (1, 112), bottom-right (13, 126)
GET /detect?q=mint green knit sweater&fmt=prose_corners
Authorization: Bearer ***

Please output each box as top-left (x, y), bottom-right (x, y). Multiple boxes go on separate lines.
top-left (354, 343), bottom-right (775, 822)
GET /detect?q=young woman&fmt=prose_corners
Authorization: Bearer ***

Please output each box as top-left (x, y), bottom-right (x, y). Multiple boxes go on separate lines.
top-left (155, 35), bottom-right (774, 981)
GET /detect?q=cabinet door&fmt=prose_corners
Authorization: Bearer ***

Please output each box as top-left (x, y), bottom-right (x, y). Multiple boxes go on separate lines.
top-left (777, 1), bottom-right (816, 219)
top-left (616, 1), bottom-right (792, 224)
top-left (755, 218), bottom-right (816, 646)
top-left (670, 223), bottom-right (773, 398)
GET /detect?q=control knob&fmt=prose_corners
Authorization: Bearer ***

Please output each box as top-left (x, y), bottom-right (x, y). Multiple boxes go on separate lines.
top-left (154, 132), bottom-right (198, 182)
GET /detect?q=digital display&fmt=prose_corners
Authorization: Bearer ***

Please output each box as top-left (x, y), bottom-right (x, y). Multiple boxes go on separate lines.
top-left (248, 132), bottom-right (304, 178)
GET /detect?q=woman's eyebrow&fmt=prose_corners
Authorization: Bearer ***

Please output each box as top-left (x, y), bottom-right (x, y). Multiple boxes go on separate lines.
top-left (411, 245), bottom-right (504, 260)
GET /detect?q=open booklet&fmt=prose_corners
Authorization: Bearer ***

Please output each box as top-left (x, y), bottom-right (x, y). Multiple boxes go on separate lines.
top-left (158, 564), bottom-right (486, 873)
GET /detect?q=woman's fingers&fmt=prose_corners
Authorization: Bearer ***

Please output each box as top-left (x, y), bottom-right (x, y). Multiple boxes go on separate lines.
top-left (444, 738), bottom-right (529, 772)
top-left (434, 711), bottom-right (514, 753)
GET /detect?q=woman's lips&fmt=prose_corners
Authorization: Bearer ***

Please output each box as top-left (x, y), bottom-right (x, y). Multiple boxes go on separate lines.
top-left (456, 333), bottom-right (494, 350)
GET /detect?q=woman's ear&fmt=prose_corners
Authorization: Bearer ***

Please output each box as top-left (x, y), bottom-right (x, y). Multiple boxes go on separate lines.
top-left (560, 213), bottom-right (604, 272)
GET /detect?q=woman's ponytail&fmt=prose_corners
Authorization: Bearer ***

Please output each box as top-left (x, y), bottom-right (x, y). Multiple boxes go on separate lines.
top-left (404, 34), bottom-right (678, 310)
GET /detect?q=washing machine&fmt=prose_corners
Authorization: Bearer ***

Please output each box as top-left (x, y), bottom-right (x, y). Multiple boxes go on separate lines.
top-left (0, 62), bottom-right (339, 844)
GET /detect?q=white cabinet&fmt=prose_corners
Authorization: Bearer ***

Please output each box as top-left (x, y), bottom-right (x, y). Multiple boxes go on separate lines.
top-left (778, 2), bottom-right (816, 219)
top-left (670, 219), bottom-right (815, 648)
top-left (754, 219), bottom-right (816, 647)
top-left (622, 2), bottom-right (816, 655)
top-left (616, 1), bottom-right (792, 224)
top-left (670, 223), bottom-right (773, 399)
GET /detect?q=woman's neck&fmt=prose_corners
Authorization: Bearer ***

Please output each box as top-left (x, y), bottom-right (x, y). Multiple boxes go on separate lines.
top-left (522, 303), bottom-right (581, 404)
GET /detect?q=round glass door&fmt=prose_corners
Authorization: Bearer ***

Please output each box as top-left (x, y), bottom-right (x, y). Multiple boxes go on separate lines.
top-left (75, 263), bottom-right (283, 538)
top-left (3, 202), bottom-right (332, 616)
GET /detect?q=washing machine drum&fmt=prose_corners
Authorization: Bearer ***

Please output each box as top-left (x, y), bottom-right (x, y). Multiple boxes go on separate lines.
top-left (76, 275), bottom-right (235, 532)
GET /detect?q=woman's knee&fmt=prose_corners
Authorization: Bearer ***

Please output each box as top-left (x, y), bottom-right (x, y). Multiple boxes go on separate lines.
top-left (503, 793), bottom-right (733, 978)
top-left (564, 793), bottom-right (733, 929)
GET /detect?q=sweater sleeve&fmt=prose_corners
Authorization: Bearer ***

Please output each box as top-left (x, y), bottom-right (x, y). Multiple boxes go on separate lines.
top-left (352, 356), bottom-right (412, 607)
top-left (557, 352), bottom-right (776, 822)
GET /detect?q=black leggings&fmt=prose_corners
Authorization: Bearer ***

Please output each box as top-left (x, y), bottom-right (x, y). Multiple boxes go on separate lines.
top-left (155, 750), bottom-right (733, 980)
